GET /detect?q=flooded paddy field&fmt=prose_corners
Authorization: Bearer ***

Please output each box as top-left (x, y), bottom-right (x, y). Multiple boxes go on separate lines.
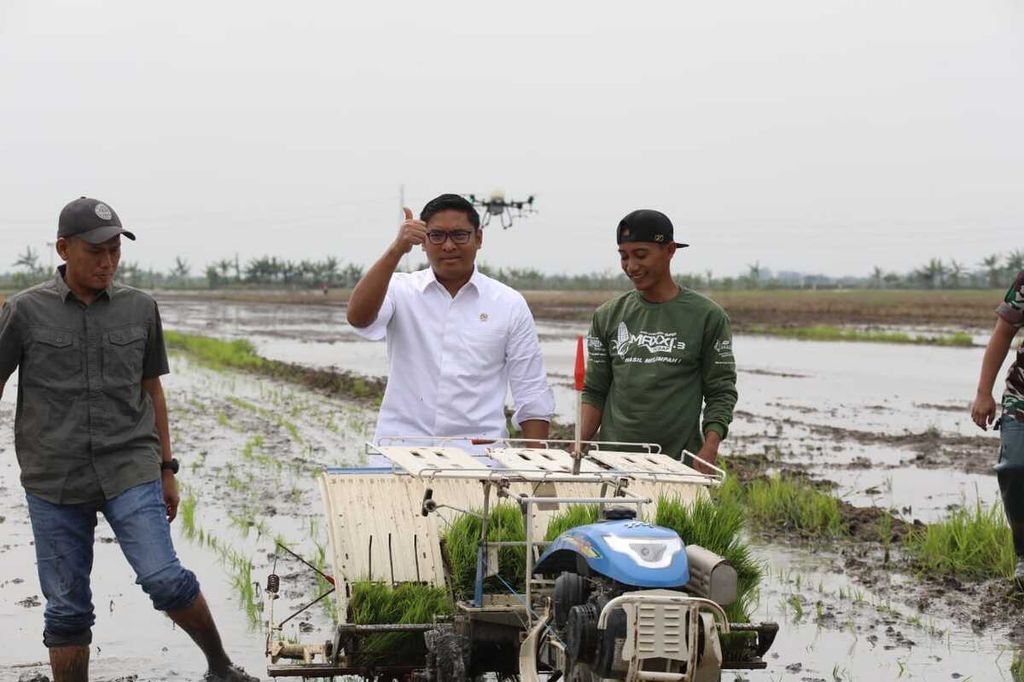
top-left (0, 354), bottom-right (375, 680)
top-left (1, 295), bottom-right (1019, 681)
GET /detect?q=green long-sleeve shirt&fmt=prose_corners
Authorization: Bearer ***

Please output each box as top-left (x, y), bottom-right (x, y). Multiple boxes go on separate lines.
top-left (582, 288), bottom-right (737, 459)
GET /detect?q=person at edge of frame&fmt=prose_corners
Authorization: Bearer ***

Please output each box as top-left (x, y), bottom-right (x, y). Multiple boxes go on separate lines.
top-left (578, 209), bottom-right (738, 470)
top-left (345, 193), bottom-right (555, 448)
top-left (0, 197), bottom-right (258, 682)
top-left (972, 269), bottom-right (1024, 583)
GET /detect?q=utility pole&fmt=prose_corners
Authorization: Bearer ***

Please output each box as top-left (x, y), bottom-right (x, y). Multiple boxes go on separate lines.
top-left (45, 241), bottom-right (55, 273)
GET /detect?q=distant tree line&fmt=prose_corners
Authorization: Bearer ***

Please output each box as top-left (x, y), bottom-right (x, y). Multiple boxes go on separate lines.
top-left (3, 248), bottom-right (1024, 292)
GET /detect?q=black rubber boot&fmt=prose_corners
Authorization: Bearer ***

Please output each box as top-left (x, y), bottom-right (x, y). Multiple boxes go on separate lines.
top-left (997, 469), bottom-right (1024, 585)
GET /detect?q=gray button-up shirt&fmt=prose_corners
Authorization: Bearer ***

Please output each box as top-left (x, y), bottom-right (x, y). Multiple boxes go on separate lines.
top-left (0, 267), bottom-right (169, 504)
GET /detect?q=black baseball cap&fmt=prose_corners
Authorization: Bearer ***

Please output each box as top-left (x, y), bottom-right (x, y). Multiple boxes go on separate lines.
top-left (616, 209), bottom-right (688, 248)
top-left (57, 197), bottom-right (136, 244)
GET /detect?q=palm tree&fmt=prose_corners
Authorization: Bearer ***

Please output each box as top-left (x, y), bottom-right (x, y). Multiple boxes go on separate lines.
top-left (981, 254), bottom-right (1002, 288)
top-left (171, 257), bottom-right (191, 282)
top-left (321, 256), bottom-right (340, 286)
top-left (216, 259), bottom-right (233, 279)
top-left (947, 260), bottom-right (965, 289)
top-left (915, 258), bottom-right (946, 289)
top-left (746, 262), bottom-right (762, 289)
top-left (871, 266), bottom-right (884, 289)
top-left (1007, 250), bottom-right (1024, 279)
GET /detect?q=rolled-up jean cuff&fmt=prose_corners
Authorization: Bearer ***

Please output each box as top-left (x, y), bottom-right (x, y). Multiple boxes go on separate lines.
top-left (43, 628), bottom-right (92, 648)
top-left (147, 567), bottom-right (201, 612)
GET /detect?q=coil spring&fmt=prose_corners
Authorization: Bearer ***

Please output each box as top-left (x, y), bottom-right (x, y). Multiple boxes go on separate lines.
top-left (266, 573), bottom-right (280, 594)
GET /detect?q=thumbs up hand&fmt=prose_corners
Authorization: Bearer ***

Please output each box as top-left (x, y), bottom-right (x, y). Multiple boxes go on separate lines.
top-left (393, 207), bottom-right (428, 254)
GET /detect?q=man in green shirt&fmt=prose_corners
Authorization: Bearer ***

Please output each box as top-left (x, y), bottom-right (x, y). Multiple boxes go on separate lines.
top-left (580, 209), bottom-right (737, 467)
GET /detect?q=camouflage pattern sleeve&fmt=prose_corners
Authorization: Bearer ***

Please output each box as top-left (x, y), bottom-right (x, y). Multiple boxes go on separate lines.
top-left (997, 271), bottom-right (1024, 328)
top-left (582, 308), bottom-right (611, 410)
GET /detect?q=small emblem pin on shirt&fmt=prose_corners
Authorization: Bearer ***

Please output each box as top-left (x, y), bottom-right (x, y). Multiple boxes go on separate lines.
top-left (480, 313), bottom-right (489, 322)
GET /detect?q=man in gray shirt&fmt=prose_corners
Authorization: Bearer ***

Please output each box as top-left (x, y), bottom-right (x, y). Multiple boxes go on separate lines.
top-left (0, 198), bottom-right (256, 682)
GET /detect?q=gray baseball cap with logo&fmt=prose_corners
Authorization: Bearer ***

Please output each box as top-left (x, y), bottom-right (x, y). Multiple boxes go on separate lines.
top-left (57, 197), bottom-right (136, 244)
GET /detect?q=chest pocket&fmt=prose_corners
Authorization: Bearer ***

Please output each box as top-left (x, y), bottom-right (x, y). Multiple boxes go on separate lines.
top-left (24, 327), bottom-right (82, 389)
top-left (460, 328), bottom-right (507, 368)
top-left (103, 325), bottom-right (147, 387)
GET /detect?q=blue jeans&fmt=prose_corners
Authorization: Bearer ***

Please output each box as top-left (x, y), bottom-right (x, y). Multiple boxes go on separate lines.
top-left (26, 479), bottom-right (200, 647)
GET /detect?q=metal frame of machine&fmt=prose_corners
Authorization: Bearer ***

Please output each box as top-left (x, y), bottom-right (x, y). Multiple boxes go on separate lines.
top-left (263, 437), bottom-right (776, 681)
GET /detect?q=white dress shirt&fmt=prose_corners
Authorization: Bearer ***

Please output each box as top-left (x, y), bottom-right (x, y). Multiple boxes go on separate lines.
top-left (352, 267), bottom-right (555, 445)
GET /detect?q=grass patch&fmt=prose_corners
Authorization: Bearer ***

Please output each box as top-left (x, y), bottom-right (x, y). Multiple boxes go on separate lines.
top-left (904, 500), bottom-right (1015, 580)
top-left (747, 325), bottom-right (974, 347)
top-left (724, 473), bottom-right (845, 538)
top-left (348, 582), bottom-right (451, 663)
top-left (165, 330), bottom-right (386, 404)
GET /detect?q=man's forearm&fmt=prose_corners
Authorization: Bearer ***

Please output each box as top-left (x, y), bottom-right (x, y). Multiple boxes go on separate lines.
top-left (520, 419), bottom-right (550, 443)
top-left (143, 378), bottom-right (172, 461)
top-left (580, 402), bottom-right (603, 442)
top-left (977, 319), bottom-right (1016, 396)
top-left (347, 246), bottom-right (404, 328)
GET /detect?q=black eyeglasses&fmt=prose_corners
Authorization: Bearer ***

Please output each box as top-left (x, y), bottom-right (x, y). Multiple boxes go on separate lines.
top-left (426, 229), bottom-right (474, 245)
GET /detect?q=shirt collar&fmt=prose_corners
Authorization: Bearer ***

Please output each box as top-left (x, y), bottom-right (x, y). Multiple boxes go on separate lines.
top-left (55, 265), bottom-right (114, 303)
top-left (417, 266), bottom-right (483, 295)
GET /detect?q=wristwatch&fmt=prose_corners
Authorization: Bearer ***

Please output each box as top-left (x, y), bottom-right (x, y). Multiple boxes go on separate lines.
top-left (160, 458), bottom-right (180, 475)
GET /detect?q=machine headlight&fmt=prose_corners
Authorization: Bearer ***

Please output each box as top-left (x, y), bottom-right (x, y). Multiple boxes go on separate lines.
top-left (603, 535), bottom-right (683, 569)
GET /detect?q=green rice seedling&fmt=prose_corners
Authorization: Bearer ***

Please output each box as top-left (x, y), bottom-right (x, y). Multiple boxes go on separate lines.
top-left (229, 555), bottom-right (263, 626)
top-left (189, 450), bottom-right (208, 473)
top-left (180, 490), bottom-right (198, 539)
top-left (878, 508), bottom-right (894, 565)
top-left (165, 331), bottom-right (265, 370)
top-left (544, 504), bottom-right (600, 541)
top-left (786, 594), bottom-right (804, 620)
top-left (442, 505), bottom-right (526, 599)
top-left (225, 471), bottom-right (245, 491)
top-left (655, 493), bottom-right (764, 662)
top-left (655, 495), bottom-right (762, 623)
top-left (904, 500), bottom-right (1015, 580)
top-left (348, 581), bottom-right (452, 664)
top-left (1011, 649), bottom-right (1024, 682)
top-left (743, 474), bottom-right (844, 537)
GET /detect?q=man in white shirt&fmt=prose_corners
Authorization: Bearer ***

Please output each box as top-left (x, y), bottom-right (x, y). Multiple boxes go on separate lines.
top-left (346, 193), bottom-right (555, 445)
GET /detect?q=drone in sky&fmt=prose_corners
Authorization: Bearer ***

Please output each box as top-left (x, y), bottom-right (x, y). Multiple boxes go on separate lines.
top-left (466, 191), bottom-right (536, 230)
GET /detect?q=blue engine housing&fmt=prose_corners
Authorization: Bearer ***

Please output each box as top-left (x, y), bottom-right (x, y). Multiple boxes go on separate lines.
top-left (534, 520), bottom-right (689, 588)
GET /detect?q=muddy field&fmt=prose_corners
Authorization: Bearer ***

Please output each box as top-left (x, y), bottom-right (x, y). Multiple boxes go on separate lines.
top-left (1, 292), bottom-right (1021, 681)
top-left (138, 287), bottom-right (1006, 330)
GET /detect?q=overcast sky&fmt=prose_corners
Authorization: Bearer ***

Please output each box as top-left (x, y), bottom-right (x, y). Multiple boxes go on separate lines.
top-left (1, 0), bottom-right (1021, 279)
